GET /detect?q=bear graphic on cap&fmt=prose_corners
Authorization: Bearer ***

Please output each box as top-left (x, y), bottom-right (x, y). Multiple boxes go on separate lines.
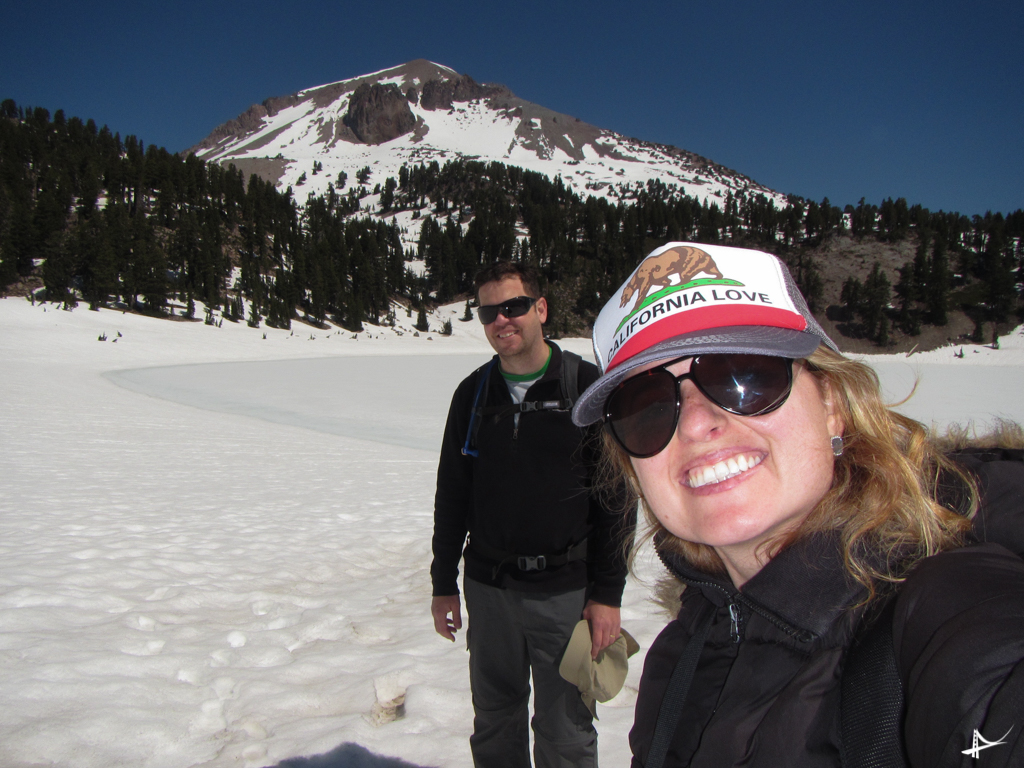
top-left (619, 245), bottom-right (723, 313)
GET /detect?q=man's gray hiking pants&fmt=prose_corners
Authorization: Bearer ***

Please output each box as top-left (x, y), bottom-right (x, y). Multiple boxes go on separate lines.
top-left (464, 578), bottom-right (596, 768)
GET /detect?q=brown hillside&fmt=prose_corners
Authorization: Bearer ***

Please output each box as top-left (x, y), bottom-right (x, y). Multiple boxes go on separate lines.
top-left (804, 234), bottom-right (985, 355)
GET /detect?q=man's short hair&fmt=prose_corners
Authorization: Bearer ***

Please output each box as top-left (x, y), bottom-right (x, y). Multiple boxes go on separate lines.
top-left (473, 262), bottom-right (542, 302)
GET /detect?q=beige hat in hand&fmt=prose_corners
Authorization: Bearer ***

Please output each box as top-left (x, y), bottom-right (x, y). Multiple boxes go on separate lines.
top-left (558, 619), bottom-right (640, 719)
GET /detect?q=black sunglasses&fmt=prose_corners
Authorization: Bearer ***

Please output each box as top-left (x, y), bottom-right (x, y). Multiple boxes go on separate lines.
top-left (603, 354), bottom-right (794, 458)
top-left (477, 296), bottom-right (538, 325)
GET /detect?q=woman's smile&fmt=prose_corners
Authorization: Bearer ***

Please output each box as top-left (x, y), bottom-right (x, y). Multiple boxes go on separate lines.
top-left (685, 451), bottom-right (765, 489)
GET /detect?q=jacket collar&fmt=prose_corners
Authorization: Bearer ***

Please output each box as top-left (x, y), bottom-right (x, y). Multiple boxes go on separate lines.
top-left (660, 531), bottom-right (868, 640)
top-left (536, 341), bottom-right (563, 385)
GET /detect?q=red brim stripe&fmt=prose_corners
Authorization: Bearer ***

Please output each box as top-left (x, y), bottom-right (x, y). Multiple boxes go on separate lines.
top-left (607, 305), bottom-right (807, 371)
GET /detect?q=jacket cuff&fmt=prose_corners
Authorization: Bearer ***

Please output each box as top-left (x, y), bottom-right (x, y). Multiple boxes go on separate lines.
top-left (432, 577), bottom-right (460, 597)
top-left (588, 582), bottom-right (625, 607)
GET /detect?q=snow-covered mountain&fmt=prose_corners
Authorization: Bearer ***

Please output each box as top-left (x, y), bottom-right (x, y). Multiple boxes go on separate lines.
top-left (189, 59), bottom-right (785, 207)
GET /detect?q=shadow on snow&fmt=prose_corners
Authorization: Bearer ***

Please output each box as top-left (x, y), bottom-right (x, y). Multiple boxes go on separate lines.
top-left (269, 741), bottom-right (432, 768)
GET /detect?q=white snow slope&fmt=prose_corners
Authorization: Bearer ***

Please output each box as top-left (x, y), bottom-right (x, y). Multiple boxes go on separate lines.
top-left (2, 296), bottom-right (1023, 768)
top-left (191, 60), bottom-right (784, 211)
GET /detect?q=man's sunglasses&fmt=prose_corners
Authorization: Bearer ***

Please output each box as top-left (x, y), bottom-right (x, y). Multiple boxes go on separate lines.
top-left (477, 296), bottom-right (538, 325)
top-left (603, 354), bottom-right (794, 458)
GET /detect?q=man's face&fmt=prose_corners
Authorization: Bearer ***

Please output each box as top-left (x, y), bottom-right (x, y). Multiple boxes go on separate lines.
top-left (478, 277), bottom-right (548, 364)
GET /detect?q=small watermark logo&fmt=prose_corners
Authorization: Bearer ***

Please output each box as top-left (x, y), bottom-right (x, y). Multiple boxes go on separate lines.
top-left (962, 727), bottom-right (1012, 760)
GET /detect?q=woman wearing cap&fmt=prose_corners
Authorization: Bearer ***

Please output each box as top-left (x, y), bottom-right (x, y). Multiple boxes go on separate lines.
top-left (571, 243), bottom-right (1024, 767)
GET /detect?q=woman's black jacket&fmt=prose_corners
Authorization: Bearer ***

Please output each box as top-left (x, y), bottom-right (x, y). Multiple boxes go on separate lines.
top-left (629, 452), bottom-right (1024, 767)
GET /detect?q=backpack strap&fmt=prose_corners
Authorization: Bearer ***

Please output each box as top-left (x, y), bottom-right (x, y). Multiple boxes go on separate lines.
top-left (560, 350), bottom-right (581, 405)
top-left (465, 350), bottom-right (585, 450)
top-left (840, 596), bottom-right (908, 768)
top-left (644, 606), bottom-right (715, 768)
top-left (462, 358), bottom-right (498, 457)
top-left (474, 397), bottom-right (575, 423)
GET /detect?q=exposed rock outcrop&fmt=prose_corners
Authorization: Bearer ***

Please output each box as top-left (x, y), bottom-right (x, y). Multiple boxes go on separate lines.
top-left (420, 74), bottom-right (510, 111)
top-left (342, 83), bottom-right (416, 144)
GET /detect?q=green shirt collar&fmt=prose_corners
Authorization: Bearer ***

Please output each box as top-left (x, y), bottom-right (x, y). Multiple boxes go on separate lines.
top-left (500, 346), bottom-right (552, 382)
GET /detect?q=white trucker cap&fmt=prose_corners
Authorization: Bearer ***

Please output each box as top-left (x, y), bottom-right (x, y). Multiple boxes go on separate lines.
top-left (572, 242), bottom-right (838, 427)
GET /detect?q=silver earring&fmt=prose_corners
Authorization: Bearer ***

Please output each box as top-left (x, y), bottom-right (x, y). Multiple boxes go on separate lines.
top-left (831, 435), bottom-right (844, 457)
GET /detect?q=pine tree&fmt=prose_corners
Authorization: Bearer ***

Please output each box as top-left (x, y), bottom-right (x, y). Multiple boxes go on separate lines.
top-left (894, 260), bottom-right (920, 335)
top-left (77, 216), bottom-right (117, 309)
top-left (247, 298), bottom-right (261, 328)
top-left (840, 277), bottom-right (863, 324)
top-left (380, 177), bottom-right (397, 212)
top-left (926, 237), bottom-right (950, 326)
top-left (42, 230), bottom-right (76, 308)
top-left (793, 254), bottom-right (823, 313)
top-left (862, 262), bottom-right (892, 344)
top-left (415, 306), bottom-right (429, 332)
top-left (877, 314), bottom-right (890, 347)
top-left (981, 218), bottom-right (1016, 324)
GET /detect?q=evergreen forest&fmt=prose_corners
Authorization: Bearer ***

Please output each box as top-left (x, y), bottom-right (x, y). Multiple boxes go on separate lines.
top-left (1, 100), bottom-right (1021, 346)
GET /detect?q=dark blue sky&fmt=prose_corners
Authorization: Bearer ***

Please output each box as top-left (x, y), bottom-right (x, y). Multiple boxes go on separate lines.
top-left (3, 0), bottom-right (1020, 216)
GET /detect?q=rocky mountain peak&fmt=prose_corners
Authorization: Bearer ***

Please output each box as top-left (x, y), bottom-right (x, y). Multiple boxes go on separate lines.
top-left (188, 60), bottom-right (783, 209)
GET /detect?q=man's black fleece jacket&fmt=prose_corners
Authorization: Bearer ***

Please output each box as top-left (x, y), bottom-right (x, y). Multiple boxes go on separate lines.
top-left (430, 342), bottom-right (631, 606)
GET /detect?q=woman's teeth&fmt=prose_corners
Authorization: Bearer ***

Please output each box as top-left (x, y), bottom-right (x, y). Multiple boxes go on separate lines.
top-left (687, 454), bottom-right (763, 488)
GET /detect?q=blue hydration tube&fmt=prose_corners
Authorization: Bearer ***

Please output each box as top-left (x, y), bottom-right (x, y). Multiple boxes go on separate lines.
top-left (462, 358), bottom-right (497, 457)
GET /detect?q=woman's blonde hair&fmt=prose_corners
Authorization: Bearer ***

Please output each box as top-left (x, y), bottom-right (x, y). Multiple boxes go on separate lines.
top-left (601, 346), bottom-right (979, 599)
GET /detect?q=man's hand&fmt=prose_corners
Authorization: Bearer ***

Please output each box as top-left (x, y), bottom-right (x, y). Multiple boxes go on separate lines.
top-left (583, 600), bottom-right (621, 659)
top-left (431, 595), bottom-right (463, 641)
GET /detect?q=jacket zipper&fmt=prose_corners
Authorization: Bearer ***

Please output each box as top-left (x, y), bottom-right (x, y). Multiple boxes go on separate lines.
top-left (728, 602), bottom-right (743, 644)
top-left (685, 577), bottom-right (746, 643)
top-left (676, 576), bottom-right (815, 645)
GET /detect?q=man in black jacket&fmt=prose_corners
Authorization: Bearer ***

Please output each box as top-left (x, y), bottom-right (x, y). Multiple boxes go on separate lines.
top-left (430, 262), bottom-right (631, 768)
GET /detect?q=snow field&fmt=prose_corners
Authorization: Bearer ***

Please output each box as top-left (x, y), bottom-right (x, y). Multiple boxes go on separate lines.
top-left (0, 299), bottom-right (660, 768)
top-left (2, 296), bottom-right (1023, 767)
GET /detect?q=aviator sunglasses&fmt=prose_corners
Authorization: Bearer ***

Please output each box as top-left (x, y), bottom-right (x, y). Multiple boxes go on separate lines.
top-left (477, 296), bottom-right (538, 325)
top-left (603, 354), bottom-right (795, 458)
